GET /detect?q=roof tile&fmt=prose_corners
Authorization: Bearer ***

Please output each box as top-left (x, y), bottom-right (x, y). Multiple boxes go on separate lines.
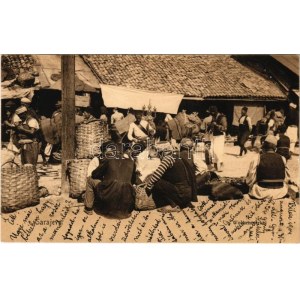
top-left (82, 55), bottom-right (287, 99)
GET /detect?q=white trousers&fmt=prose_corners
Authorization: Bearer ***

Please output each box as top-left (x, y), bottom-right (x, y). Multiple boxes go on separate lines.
top-left (212, 134), bottom-right (225, 165)
top-left (286, 125), bottom-right (298, 153)
top-left (249, 183), bottom-right (288, 200)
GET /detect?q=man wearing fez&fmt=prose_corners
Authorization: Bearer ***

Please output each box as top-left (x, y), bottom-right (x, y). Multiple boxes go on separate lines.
top-left (13, 106), bottom-right (41, 165)
top-left (207, 106), bottom-right (227, 172)
top-left (246, 135), bottom-right (290, 200)
top-left (20, 97), bottom-right (40, 121)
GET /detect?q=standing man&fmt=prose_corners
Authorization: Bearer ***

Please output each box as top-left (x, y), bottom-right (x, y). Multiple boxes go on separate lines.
top-left (2, 100), bottom-right (18, 143)
top-left (266, 110), bottom-right (276, 136)
top-left (111, 107), bottom-right (124, 124)
top-left (14, 106), bottom-right (41, 165)
top-left (286, 101), bottom-right (298, 154)
top-left (20, 97), bottom-right (40, 121)
top-left (208, 106), bottom-right (227, 172)
top-left (237, 106), bottom-right (252, 157)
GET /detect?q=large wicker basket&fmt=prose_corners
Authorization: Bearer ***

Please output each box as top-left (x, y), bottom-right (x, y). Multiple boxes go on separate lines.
top-left (1, 162), bottom-right (40, 213)
top-left (75, 120), bottom-right (110, 159)
top-left (67, 159), bottom-right (91, 198)
top-left (135, 183), bottom-right (156, 211)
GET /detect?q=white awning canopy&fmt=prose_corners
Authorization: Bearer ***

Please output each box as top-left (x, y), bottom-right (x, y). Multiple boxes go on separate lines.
top-left (100, 84), bottom-right (184, 114)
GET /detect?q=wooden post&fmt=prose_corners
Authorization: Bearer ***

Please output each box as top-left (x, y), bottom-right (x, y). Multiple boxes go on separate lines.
top-left (61, 55), bottom-right (76, 195)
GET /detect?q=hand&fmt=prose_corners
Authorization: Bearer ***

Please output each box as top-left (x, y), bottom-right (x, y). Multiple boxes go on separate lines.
top-left (4, 121), bottom-right (13, 127)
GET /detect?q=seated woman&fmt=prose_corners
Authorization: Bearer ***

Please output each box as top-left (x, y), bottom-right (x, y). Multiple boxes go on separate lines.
top-left (145, 142), bottom-right (197, 212)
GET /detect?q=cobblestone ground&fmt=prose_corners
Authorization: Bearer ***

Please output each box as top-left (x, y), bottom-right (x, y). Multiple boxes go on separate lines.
top-left (221, 142), bottom-right (299, 180)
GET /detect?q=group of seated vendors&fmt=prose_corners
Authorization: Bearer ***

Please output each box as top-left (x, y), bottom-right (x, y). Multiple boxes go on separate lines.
top-left (82, 109), bottom-right (294, 219)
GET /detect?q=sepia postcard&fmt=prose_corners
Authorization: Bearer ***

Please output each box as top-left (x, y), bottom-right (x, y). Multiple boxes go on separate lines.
top-left (1, 54), bottom-right (299, 243)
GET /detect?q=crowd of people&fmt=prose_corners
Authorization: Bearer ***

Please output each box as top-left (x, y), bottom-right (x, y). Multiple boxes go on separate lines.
top-left (1, 98), bottom-right (299, 219)
top-left (79, 104), bottom-right (298, 218)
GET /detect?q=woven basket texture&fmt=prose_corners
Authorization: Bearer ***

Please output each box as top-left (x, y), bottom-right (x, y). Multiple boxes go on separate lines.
top-left (68, 159), bottom-right (91, 198)
top-left (76, 121), bottom-right (110, 159)
top-left (135, 183), bottom-right (156, 211)
top-left (1, 163), bottom-right (40, 213)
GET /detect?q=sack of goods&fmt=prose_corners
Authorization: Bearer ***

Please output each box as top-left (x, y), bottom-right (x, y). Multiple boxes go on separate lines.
top-left (76, 120), bottom-right (110, 159)
top-left (67, 159), bottom-right (91, 199)
top-left (1, 162), bottom-right (40, 213)
top-left (135, 183), bottom-right (156, 211)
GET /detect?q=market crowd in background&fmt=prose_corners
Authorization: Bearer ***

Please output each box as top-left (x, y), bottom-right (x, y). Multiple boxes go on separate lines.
top-left (1, 96), bottom-right (299, 218)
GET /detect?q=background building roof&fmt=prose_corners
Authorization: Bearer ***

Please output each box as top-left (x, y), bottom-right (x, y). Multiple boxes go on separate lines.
top-left (82, 55), bottom-right (287, 100)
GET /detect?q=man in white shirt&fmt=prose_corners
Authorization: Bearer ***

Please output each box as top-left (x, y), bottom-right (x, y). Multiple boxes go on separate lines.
top-left (111, 107), bottom-right (124, 124)
top-left (135, 147), bottom-right (161, 183)
top-left (127, 111), bottom-right (155, 144)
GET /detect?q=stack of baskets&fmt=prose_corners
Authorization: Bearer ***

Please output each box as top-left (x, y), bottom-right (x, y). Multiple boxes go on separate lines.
top-left (75, 120), bottom-right (110, 159)
top-left (1, 162), bottom-right (40, 213)
top-left (67, 159), bottom-right (91, 198)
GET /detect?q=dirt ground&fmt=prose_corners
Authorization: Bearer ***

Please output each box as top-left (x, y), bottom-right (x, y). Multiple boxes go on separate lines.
top-left (1, 143), bottom-right (299, 243)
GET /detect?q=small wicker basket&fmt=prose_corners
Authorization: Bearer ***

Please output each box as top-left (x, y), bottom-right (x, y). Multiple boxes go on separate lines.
top-left (1, 162), bottom-right (40, 213)
top-left (67, 159), bottom-right (91, 198)
top-left (75, 121), bottom-right (110, 159)
top-left (135, 183), bottom-right (156, 211)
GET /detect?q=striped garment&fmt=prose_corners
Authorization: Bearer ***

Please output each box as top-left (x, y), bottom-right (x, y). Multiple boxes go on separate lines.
top-left (146, 155), bottom-right (175, 190)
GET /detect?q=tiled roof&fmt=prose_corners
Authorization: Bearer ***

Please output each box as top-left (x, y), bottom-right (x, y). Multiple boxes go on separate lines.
top-left (1, 55), bottom-right (36, 78)
top-left (82, 55), bottom-right (287, 100)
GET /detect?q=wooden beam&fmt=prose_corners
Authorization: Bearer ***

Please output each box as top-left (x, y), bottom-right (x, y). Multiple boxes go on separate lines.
top-left (61, 55), bottom-right (76, 194)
